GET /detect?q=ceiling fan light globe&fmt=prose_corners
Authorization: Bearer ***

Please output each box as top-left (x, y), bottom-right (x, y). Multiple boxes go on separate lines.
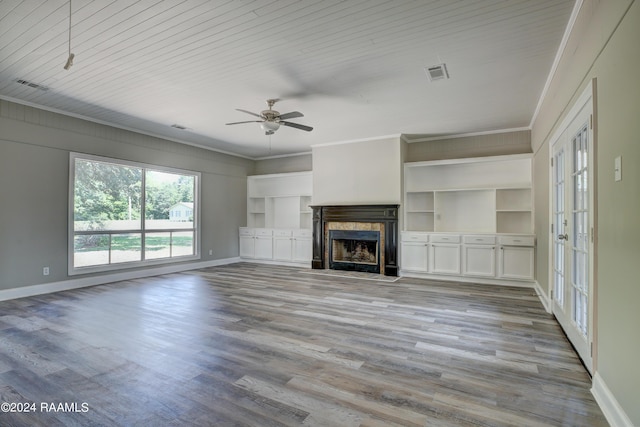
top-left (260, 121), bottom-right (280, 133)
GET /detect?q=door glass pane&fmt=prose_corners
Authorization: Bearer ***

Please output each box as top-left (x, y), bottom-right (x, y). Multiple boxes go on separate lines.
top-left (553, 149), bottom-right (565, 306)
top-left (571, 126), bottom-right (589, 336)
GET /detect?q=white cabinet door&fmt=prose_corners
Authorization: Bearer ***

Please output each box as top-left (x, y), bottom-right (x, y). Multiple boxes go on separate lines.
top-left (273, 236), bottom-right (293, 261)
top-left (239, 228), bottom-right (255, 258)
top-left (430, 243), bottom-right (461, 275)
top-left (292, 237), bottom-right (312, 262)
top-left (254, 236), bottom-right (273, 259)
top-left (401, 242), bottom-right (429, 272)
top-left (462, 245), bottom-right (496, 277)
top-left (499, 246), bottom-right (534, 280)
top-left (239, 236), bottom-right (255, 258)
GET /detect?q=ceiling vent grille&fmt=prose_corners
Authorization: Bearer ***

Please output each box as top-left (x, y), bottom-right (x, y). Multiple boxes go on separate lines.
top-left (16, 79), bottom-right (49, 91)
top-left (425, 63), bottom-right (449, 82)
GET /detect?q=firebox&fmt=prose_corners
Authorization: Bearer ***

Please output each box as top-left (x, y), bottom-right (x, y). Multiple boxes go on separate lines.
top-left (329, 230), bottom-right (380, 273)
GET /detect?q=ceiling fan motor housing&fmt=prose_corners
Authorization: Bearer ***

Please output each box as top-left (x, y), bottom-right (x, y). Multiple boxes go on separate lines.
top-left (262, 110), bottom-right (280, 121)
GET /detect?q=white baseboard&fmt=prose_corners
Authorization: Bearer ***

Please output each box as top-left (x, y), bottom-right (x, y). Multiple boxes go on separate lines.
top-left (0, 257), bottom-right (241, 302)
top-left (400, 271), bottom-right (535, 288)
top-left (238, 258), bottom-right (312, 268)
top-left (533, 280), bottom-right (551, 313)
top-left (591, 372), bottom-right (634, 427)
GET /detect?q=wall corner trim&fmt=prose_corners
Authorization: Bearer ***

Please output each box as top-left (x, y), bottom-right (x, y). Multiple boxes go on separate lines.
top-left (533, 280), bottom-right (551, 313)
top-left (591, 372), bottom-right (634, 427)
top-left (0, 257), bottom-right (241, 302)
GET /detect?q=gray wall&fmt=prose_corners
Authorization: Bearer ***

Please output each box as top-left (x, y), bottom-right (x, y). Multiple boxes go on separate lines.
top-left (0, 100), bottom-right (254, 290)
top-left (254, 153), bottom-right (312, 175)
top-left (405, 130), bottom-right (531, 162)
top-left (531, 0), bottom-right (640, 423)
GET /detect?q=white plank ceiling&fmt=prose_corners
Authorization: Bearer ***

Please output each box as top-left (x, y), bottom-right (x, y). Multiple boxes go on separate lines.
top-left (0, 0), bottom-right (576, 158)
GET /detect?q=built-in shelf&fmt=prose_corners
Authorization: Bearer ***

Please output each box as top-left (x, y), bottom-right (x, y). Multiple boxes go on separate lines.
top-left (246, 172), bottom-right (313, 229)
top-left (404, 154), bottom-right (533, 234)
top-left (406, 211), bottom-right (435, 232)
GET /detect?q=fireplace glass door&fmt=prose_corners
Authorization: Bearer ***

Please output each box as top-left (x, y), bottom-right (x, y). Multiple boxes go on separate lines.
top-left (329, 230), bottom-right (380, 273)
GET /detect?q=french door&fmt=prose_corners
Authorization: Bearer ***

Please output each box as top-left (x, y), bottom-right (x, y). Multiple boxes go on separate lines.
top-left (551, 87), bottom-right (594, 373)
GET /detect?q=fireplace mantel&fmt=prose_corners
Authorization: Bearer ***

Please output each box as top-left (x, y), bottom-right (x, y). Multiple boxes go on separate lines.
top-left (310, 204), bottom-right (399, 276)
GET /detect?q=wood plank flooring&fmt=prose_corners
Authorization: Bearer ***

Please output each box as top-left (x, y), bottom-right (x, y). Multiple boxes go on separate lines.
top-left (0, 263), bottom-right (607, 426)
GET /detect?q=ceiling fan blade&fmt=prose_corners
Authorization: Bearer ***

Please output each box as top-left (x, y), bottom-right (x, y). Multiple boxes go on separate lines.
top-left (226, 120), bottom-right (262, 125)
top-left (236, 109), bottom-right (264, 119)
top-left (278, 111), bottom-right (304, 120)
top-left (281, 121), bottom-right (313, 132)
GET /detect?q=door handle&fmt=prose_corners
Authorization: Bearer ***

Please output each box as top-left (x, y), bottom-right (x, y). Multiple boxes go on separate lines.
top-left (558, 234), bottom-right (569, 240)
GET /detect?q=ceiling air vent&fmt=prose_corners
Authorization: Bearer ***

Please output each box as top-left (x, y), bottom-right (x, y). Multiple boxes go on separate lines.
top-left (16, 79), bottom-right (49, 91)
top-left (424, 63), bottom-right (449, 82)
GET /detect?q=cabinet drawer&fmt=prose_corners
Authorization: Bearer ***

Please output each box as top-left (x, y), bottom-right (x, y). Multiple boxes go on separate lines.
top-left (498, 235), bottom-right (535, 246)
top-left (239, 227), bottom-right (254, 236)
top-left (402, 233), bottom-right (429, 243)
top-left (294, 229), bottom-right (312, 238)
top-left (255, 228), bottom-right (273, 237)
top-left (463, 235), bottom-right (496, 245)
top-left (273, 229), bottom-right (292, 237)
top-left (430, 234), bottom-right (460, 244)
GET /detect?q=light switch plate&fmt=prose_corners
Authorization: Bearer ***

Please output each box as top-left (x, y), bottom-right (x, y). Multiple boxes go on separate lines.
top-left (614, 156), bottom-right (622, 181)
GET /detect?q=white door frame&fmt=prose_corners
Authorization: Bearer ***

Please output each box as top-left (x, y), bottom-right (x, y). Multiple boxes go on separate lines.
top-left (548, 80), bottom-right (597, 373)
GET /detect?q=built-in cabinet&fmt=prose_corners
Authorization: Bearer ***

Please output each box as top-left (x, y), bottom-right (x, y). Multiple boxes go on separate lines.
top-left (497, 235), bottom-right (535, 280)
top-left (241, 172), bottom-right (313, 265)
top-left (401, 155), bottom-right (535, 283)
top-left (273, 229), bottom-right (312, 262)
top-left (400, 234), bottom-right (430, 272)
top-left (240, 228), bottom-right (274, 260)
top-left (462, 235), bottom-right (496, 277)
top-left (241, 227), bottom-right (312, 263)
top-left (401, 232), bottom-right (535, 282)
top-left (430, 234), bottom-right (462, 275)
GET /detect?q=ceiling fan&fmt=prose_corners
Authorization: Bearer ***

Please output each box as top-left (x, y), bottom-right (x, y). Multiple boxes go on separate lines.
top-left (226, 99), bottom-right (313, 135)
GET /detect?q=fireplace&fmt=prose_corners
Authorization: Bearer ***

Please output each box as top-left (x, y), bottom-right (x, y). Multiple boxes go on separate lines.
top-left (310, 205), bottom-right (399, 276)
top-left (329, 230), bottom-right (380, 273)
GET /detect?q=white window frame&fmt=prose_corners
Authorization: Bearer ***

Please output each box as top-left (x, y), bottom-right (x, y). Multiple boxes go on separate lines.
top-left (68, 153), bottom-right (201, 275)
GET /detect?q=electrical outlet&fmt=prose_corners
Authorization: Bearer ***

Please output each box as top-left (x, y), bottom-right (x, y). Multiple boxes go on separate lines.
top-left (209, 249), bottom-right (213, 256)
top-left (43, 267), bottom-right (50, 276)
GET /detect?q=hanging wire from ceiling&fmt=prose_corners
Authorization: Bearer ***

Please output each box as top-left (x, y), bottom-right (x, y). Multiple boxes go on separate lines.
top-left (63, 0), bottom-right (75, 70)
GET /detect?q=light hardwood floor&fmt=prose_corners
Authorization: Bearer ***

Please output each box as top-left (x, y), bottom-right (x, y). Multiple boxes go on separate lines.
top-left (0, 263), bottom-right (607, 426)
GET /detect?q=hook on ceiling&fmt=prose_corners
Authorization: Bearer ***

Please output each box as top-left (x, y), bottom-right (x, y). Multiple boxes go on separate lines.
top-left (63, 0), bottom-right (75, 70)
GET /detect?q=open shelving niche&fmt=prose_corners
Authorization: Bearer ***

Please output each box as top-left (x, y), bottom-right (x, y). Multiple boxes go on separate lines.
top-left (247, 171), bottom-right (313, 229)
top-left (403, 154), bottom-right (533, 234)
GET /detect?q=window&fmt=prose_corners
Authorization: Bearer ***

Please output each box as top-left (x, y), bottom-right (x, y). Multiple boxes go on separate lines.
top-left (69, 153), bottom-right (200, 274)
